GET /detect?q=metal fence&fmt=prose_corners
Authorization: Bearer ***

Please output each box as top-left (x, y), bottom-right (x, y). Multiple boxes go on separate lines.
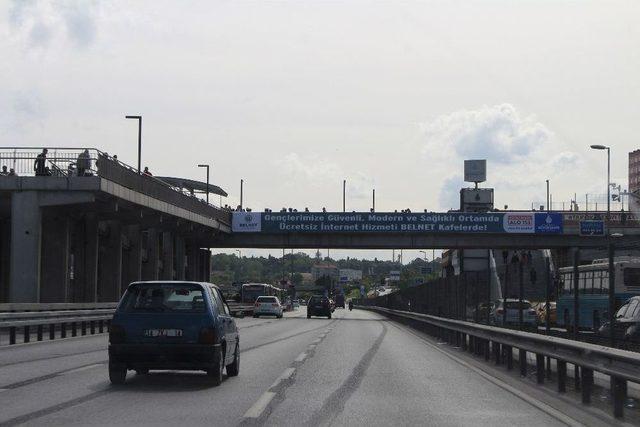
top-left (0, 147), bottom-right (231, 225)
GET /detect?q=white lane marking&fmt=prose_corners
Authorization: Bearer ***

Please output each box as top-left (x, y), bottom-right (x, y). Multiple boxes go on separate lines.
top-left (294, 352), bottom-right (307, 362)
top-left (243, 391), bottom-right (276, 419)
top-left (308, 344), bottom-right (317, 350)
top-left (268, 367), bottom-right (297, 391)
top-left (0, 389), bottom-right (8, 393)
top-left (279, 367), bottom-right (295, 381)
top-left (59, 364), bottom-right (104, 375)
top-left (312, 339), bottom-right (321, 344)
top-left (318, 334), bottom-right (326, 338)
top-left (324, 330), bottom-right (331, 333)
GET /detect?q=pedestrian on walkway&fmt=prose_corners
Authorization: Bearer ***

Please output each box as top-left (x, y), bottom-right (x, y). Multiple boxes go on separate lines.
top-left (0, 166), bottom-right (8, 176)
top-left (34, 149), bottom-right (48, 176)
top-left (76, 149), bottom-right (91, 176)
top-left (143, 166), bottom-right (152, 176)
top-left (8, 168), bottom-right (17, 176)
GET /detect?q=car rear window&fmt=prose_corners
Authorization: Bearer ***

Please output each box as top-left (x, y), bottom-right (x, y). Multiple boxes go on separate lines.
top-left (257, 296), bottom-right (277, 303)
top-left (310, 296), bottom-right (326, 303)
top-left (120, 283), bottom-right (206, 313)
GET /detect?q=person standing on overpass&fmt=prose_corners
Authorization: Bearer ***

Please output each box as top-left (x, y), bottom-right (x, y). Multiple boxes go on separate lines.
top-left (76, 149), bottom-right (91, 176)
top-left (34, 148), bottom-right (48, 176)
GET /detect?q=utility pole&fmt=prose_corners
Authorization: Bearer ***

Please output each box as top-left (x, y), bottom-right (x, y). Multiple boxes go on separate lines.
top-left (343, 179), bottom-right (346, 212)
top-left (372, 188), bottom-right (375, 212)
top-left (240, 179), bottom-right (244, 210)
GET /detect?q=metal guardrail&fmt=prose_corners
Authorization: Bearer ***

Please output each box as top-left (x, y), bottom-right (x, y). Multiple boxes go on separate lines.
top-left (0, 303), bottom-right (118, 312)
top-left (0, 309), bottom-right (114, 346)
top-left (361, 305), bottom-right (640, 419)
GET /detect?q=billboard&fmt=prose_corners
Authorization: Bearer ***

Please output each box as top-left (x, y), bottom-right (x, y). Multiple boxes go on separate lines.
top-left (579, 220), bottom-right (605, 236)
top-left (464, 159), bottom-right (487, 183)
top-left (231, 212), bottom-right (564, 235)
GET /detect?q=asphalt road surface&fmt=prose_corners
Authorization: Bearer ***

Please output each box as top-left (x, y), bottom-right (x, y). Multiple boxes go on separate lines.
top-left (0, 308), bottom-right (581, 426)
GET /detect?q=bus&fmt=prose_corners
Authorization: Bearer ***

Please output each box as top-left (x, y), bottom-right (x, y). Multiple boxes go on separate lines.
top-left (557, 257), bottom-right (640, 331)
top-left (240, 283), bottom-right (284, 304)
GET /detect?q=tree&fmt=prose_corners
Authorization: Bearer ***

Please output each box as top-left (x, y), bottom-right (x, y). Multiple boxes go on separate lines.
top-left (292, 272), bottom-right (303, 286)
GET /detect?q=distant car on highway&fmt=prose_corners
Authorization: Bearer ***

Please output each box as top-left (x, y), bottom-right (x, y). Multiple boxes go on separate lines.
top-left (293, 299), bottom-right (300, 309)
top-left (108, 281), bottom-right (241, 386)
top-left (307, 295), bottom-right (332, 319)
top-left (533, 301), bottom-right (557, 325)
top-left (254, 296), bottom-right (283, 318)
top-left (490, 299), bottom-right (537, 328)
top-left (334, 294), bottom-right (345, 308)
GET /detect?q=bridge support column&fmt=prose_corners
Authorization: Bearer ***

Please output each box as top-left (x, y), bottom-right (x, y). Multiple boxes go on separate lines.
top-left (161, 231), bottom-right (174, 280)
top-left (142, 228), bottom-right (159, 280)
top-left (175, 235), bottom-right (185, 280)
top-left (0, 219), bottom-right (11, 302)
top-left (9, 192), bottom-right (41, 302)
top-left (98, 221), bottom-right (122, 302)
top-left (186, 243), bottom-right (198, 281)
top-left (40, 213), bottom-right (70, 302)
top-left (71, 213), bottom-right (99, 302)
top-left (122, 225), bottom-right (142, 292)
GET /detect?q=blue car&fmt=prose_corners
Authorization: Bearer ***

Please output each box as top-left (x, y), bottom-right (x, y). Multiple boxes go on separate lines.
top-left (108, 281), bottom-right (241, 386)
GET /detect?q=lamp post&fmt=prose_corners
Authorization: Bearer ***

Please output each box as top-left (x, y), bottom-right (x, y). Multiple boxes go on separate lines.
top-left (198, 164), bottom-right (210, 204)
top-left (125, 115), bottom-right (142, 172)
top-left (372, 188), bottom-right (375, 212)
top-left (240, 179), bottom-right (244, 210)
top-left (546, 179), bottom-right (550, 211)
top-left (419, 250), bottom-right (427, 262)
top-left (343, 179), bottom-right (346, 212)
top-left (590, 144), bottom-right (610, 219)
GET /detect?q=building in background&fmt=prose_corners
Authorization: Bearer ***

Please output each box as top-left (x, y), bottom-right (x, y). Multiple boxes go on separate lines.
top-left (630, 149), bottom-right (640, 195)
top-left (338, 268), bottom-right (363, 284)
top-left (311, 263), bottom-right (339, 282)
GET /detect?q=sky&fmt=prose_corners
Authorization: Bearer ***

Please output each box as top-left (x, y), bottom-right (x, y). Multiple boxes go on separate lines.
top-left (2, 0), bottom-right (639, 262)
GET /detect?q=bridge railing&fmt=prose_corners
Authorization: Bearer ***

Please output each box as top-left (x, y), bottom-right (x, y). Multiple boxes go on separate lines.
top-left (0, 147), bottom-right (231, 226)
top-left (359, 305), bottom-right (639, 419)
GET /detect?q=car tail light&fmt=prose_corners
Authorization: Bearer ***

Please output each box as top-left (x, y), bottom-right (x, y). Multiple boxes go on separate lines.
top-left (109, 324), bottom-right (126, 344)
top-left (198, 327), bottom-right (217, 345)
top-left (496, 309), bottom-right (504, 315)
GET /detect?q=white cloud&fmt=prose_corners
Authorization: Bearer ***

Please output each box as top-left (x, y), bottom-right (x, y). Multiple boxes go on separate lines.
top-left (421, 104), bottom-right (583, 210)
top-left (7, 0), bottom-right (98, 50)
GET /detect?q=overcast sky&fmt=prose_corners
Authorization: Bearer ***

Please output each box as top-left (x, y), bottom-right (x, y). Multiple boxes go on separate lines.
top-left (2, 0), bottom-right (639, 262)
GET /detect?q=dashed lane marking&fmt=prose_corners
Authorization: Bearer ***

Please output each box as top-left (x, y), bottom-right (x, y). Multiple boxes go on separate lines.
top-left (243, 391), bottom-right (276, 419)
top-left (294, 352), bottom-right (307, 362)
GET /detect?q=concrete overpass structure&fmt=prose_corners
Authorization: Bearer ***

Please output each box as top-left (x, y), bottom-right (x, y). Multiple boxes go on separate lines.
top-left (0, 148), bottom-right (232, 303)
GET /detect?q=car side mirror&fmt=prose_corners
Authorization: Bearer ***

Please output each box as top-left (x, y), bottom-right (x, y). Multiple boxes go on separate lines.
top-left (232, 311), bottom-right (245, 319)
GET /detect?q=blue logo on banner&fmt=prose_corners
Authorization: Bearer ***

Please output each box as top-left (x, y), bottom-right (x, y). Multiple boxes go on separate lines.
top-left (534, 213), bottom-right (563, 234)
top-left (580, 220), bottom-right (605, 236)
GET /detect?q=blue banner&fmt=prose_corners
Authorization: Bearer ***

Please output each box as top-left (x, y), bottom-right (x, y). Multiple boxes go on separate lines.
top-left (534, 213), bottom-right (563, 234)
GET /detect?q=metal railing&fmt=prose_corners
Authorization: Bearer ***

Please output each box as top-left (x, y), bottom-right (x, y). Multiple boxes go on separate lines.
top-left (0, 147), bottom-right (231, 226)
top-left (359, 305), bottom-right (640, 419)
top-left (0, 307), bottom-right (115, 345)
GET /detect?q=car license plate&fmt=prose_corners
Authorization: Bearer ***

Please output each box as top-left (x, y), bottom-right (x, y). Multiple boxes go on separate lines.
top-left (143, 329), bottom-right (183, 337)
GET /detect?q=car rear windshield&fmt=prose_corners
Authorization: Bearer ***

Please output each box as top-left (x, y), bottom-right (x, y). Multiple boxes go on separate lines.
top-left (257, 296), bottom-right (277, 303)
top-left (310, 296), bottom-right (326, 303)
top-left (120, 283), bottom-right (206, 313)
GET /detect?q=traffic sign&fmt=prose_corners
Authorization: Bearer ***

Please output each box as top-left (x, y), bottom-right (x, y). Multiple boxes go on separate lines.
top-left (579, 220), bottom-right (605, 236)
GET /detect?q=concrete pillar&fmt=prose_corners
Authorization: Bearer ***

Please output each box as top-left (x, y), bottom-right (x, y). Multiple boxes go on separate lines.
top-left (0, 220), bottom-right (10, 302)
top-left (175, 235), bottom-right (186, 280)
top-left (72, 213), bottom-right (99, 302)
top-left (98, 220), bottom-right (122, 302)
top-left (9, 191), bottom-right (41, 302)
top-left (122, 225), bottom-right (142, 293)
top-left (161, 231), bottom-right (174, 280)
top-left (40, 213), bottom-right (70, 302)
top-left (204, 249), bottom-right (211, 283)
top-left (186, 243), bottom-right (198, 281)
top-left (142, 228), bottom-right (159, 280)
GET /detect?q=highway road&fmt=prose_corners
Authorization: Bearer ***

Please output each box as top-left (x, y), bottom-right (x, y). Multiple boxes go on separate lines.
top-left (0, 308), bottom-right (605, 426)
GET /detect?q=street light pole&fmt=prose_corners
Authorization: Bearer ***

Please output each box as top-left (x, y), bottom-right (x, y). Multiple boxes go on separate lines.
top-left (590, 144), bottom-right (611, 223)
top-left (240, 179), bottom-right (244, 210)
top-left (546, 179), bottom-right (550, 211)
top-left (343, 179), bottom-right (346, 212)
top-left (198, 164), bottom-right (210, 204)
top-left (125, 115), bottom-right (142, 172)
top-left (372, 188), bottom-right (375, 212)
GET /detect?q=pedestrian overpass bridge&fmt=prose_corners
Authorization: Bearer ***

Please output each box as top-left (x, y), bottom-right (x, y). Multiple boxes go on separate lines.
top-left (0, 146), bottom-right (638, 304)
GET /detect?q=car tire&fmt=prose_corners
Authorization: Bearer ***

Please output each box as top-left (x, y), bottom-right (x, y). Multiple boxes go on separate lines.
top-left (307, 314), bottom-right (311, 319)
top-left (226, 343), bottom-right (240, 377)
top-left (207, 347), bottom-right (224, 386)
top-left (109, 364), bottom-right (126, 385)
top-left (135, 368), bottom-right (149, 375)
top-left (328, 313), bottom-right (331, 319)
